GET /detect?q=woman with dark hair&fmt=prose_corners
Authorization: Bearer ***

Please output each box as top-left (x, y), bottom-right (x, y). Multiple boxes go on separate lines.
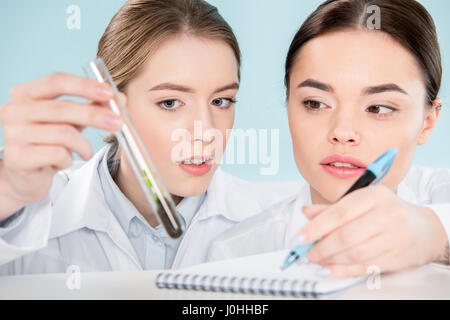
top-left (208, 0), bottom-right (450, 278)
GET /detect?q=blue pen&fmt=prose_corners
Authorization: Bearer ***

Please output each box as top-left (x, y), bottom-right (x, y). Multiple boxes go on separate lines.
top-left (280, 148), bottom-right (398, 271)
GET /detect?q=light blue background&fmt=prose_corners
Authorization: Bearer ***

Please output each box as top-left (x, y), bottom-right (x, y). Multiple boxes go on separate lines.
top-left (0, 0), bottom-right (449, 181)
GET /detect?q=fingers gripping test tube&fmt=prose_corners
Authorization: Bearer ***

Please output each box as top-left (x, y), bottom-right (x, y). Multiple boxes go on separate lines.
top-left (83, 58), bottom-right (185, 239)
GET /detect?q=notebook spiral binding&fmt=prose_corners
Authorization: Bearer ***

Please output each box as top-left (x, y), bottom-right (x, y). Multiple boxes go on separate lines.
top-left (156, 272), bottom-right (319, 298)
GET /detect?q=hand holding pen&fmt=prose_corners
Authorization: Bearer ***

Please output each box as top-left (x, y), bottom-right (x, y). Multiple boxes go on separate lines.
top-left (281, 148), bottom-right (399, 271)
top-left (281, 148), bottom-right (449, 278)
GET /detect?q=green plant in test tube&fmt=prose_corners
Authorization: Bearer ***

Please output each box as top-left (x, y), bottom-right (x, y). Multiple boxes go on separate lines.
top-left (142, 169), bottom-right (159, 203)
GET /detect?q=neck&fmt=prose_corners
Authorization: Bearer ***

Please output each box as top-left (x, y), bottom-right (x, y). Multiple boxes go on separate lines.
top-left (114, 153), bottom-right (183, 228)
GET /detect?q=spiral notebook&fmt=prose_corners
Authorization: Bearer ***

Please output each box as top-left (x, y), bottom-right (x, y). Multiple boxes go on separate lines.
top-left (156, 250), bottom-right (367, 297)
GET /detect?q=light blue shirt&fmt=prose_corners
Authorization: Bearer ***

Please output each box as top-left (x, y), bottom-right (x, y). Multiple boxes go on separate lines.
top-left (97, 145), bottom-right (206, 269)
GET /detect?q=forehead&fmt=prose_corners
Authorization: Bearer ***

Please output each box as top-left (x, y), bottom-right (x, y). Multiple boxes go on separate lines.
top-left (290, 30), bottom-right (425, 93)
top-left (138, 34), bottom-right (239, 87)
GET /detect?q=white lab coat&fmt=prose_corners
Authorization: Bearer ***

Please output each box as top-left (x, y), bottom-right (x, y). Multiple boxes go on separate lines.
top-left (207, 167), bottom-right (450, 263)
top-left (0, 145), bottom-right (303, 275)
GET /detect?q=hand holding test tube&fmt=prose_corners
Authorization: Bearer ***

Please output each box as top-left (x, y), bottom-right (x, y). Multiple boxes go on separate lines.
top-left (83, 58), bottom-right (185, 239)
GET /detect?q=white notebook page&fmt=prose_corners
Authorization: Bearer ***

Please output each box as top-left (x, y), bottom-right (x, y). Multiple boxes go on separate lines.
top-left (160, 249), bottom-right (367, 295)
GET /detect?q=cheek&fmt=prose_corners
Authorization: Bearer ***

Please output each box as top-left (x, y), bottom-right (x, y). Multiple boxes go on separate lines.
top-left (288, 106), bottom-right (322, 163)
top-left (365, 115), bottom-right (423, 188)
top-left (380, 128), bottom-right (418, 187)
top-left (381, 143), bottom-right (415, 190)
top-left (129, 103), bottom-right (176, 172)
top-left (214, 109), bottom-right (235, 147)
top-left (140, 123), bottom-right (173, 180)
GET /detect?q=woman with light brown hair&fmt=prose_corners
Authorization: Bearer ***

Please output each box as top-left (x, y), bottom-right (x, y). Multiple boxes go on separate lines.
top-left (0, 0), bottom-right (297, 274)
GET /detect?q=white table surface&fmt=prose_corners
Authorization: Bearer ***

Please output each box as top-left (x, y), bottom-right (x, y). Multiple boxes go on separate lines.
top-left (1, 263), bottom-right (449, 300)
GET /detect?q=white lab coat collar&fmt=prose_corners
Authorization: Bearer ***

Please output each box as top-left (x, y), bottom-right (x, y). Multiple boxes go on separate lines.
top-left (398, 178), bottom-right (420, 205)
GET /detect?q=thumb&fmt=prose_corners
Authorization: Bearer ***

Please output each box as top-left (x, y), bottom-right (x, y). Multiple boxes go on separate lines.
top-left (302, 204), bottom-right (329, 220)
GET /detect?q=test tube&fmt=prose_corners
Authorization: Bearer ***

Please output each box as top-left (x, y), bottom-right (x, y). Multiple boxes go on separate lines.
top-left (83, 58), bottom-right (185, 239)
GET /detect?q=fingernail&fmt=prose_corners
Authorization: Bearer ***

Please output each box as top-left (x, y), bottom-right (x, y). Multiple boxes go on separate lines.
top-left (288, 234), bottom-right (306, 247)
top-left (104, 114), bottom-right (122, 128)
top-left (96, 85), bottom-right (113, 97)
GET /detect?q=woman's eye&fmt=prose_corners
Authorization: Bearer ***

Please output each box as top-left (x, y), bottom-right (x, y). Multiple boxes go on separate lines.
top-left (303, 100), bottom-right (327, 111)
top-left (366, 105), bottom-right (395, 115)
top-left (212, 98), bottom-right (236, 109)
top-left (158, 99), bottom-right (181, 110)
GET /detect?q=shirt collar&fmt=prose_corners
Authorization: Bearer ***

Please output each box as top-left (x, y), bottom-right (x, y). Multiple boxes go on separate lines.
top-left (176, 192), bottom-right (206, 228)
top-left (98, 145), bottom-right (134, 234)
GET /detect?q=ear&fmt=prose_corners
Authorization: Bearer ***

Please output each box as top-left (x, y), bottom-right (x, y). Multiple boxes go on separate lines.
top-left (417, 98), bottom-right (441, 145)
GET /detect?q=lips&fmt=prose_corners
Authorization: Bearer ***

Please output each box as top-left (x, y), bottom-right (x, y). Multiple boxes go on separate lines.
top-left (320, 154), bottom-right (367, 179)
top-left (177, 156), bottom-right (214, 176)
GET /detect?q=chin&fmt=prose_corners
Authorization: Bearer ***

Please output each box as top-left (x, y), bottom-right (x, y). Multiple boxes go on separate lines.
top-left (169, 181), bottom-right (209, 198)
top-left (312, 184), bottom-right (347, 204)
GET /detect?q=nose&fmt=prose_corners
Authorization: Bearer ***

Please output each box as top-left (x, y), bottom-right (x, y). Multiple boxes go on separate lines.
top-left (327, 110), bottom-right (360, 146)
top-left (189, 103), bottom-right (216, 144)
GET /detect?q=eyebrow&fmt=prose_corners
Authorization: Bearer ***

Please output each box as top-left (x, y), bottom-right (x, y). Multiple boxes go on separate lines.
top-left (213, 83), bottom-right (240, 94)
top-left (362, 83), bottom-right (409, 95)
top-left (296, 78), bottom-right (408, 96)
top-left (297, 79), bottom-right (334, 93)
top-left (148, 82), bottom-right (239, 94)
